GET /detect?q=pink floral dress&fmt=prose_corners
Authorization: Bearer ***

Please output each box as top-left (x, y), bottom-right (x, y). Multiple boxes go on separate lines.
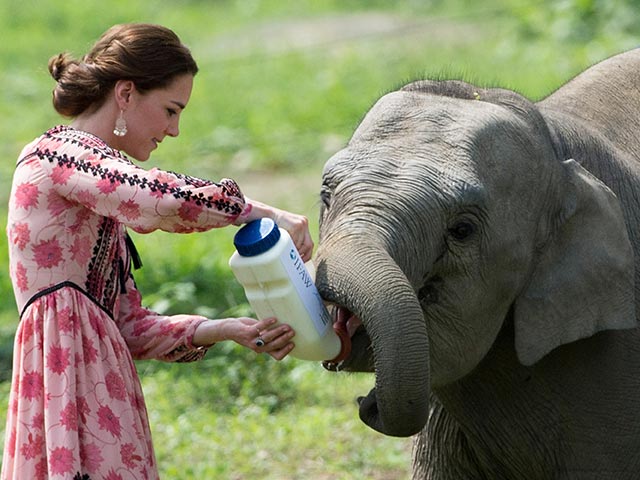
top-left (2, 125), bottom-right (248, 479)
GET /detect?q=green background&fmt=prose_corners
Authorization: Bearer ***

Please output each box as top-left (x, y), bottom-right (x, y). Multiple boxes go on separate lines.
top-left (0, 0), bottom-right (637, 478)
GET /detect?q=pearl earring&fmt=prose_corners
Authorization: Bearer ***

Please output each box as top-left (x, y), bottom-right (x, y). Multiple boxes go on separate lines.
top-left (113, 110), bottom-right (128, 137)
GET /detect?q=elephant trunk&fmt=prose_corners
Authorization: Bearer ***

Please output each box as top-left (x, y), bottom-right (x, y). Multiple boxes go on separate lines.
top-left (316, 238), bottom-right (430, 437)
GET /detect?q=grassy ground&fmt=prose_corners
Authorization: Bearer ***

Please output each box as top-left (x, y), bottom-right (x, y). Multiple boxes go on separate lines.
top-left (0, 0), bottom-right (636, 478)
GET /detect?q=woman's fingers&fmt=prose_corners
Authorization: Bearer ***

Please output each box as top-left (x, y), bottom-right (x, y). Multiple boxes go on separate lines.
top-left (252, 318), bottom-right (295, 360)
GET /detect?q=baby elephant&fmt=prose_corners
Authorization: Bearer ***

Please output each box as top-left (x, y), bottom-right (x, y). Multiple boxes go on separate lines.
top-left (316, 48), bottom-right (640, 479)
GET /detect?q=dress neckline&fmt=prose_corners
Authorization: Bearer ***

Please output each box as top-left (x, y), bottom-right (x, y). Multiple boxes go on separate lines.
top-left (47, 125), bottom-right (129, 161)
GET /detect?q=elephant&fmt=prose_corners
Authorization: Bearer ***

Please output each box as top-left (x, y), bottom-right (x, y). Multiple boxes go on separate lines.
top-left (314, 48), bottom-right (640, 479)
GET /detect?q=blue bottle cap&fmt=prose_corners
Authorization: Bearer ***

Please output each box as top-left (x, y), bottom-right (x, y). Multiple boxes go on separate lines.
top-left (233, 218), bottom-right (281, 257)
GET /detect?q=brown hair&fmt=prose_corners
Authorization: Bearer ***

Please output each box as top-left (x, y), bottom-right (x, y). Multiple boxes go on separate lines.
top-left (48, 23), bottom-right (199, 117)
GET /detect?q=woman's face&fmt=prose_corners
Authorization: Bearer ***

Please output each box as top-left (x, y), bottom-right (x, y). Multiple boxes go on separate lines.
top-left (119, 73), bottom-right (194, 161)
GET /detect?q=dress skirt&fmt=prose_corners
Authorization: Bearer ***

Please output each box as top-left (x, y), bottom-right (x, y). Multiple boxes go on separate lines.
top-left (2, 286), bottom-right (159, 479)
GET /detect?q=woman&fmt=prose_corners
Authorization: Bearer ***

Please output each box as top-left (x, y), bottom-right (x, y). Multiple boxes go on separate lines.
top-left (2, 23), bottom-right (312, 479)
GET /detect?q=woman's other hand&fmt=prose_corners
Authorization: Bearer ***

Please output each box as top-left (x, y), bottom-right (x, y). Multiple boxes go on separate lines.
top-left (193, 317), bottom-right (295, 361)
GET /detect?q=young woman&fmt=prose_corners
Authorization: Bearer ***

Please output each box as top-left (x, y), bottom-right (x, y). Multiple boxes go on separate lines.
top-left (2, 23), bottom-right (312, 479)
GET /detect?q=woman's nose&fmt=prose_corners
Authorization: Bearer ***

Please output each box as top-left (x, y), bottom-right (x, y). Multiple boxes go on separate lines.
top-left (166, 120), bottom-right (180, 137)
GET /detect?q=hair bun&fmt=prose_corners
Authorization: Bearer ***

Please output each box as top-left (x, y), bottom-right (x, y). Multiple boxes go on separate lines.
top-left (48, 52), bottom-right (73, 82)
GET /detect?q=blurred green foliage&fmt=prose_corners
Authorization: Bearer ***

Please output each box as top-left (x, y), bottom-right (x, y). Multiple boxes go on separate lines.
top-left (0, 0), bottom-right (638, 477)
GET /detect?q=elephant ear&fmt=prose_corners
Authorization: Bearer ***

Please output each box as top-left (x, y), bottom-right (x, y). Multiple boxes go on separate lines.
top-left (514, 159), bottom-right (637, 366)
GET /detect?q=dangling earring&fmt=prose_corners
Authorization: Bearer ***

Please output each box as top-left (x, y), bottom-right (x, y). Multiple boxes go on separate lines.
top-left (113, 110), bottom-right (128, 137)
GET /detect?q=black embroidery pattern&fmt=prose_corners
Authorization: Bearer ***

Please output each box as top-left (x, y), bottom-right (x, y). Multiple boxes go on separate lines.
top-left (172, 345), bottom-right (208, 363)
top-left (86, 217), bottom-right (121, 316)
top-left (35, 127), bottom-right (244, 216)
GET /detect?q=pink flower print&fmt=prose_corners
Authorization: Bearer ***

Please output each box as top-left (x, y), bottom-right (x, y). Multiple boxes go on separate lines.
top-left (14, 182), bottom-right (39, 209)
top-left (98, 404), bottom-right (121, 438)
top-left (47, 190), bottom-right (74, 217)
top-left (6, 429), bottom-right (16, 458)
top-left (59, 401), bottom-right (78, 431)
top-left (106, 370), bottom-right (127, 401)
top-left (159, 321), bottom-right (179, 338)
top-left (33, 238), bottom-right (63, 268)
top-left (20, 433), bottom-right (44, 459)
top-left (80, 442), bottom-right (104, 473)
top-left (178, 201), bottom-right (203, 222)
top-left (20, 318), bottom-right (37, 345)
top-left (149, 188), bottom-right (165, 199)
top-left (70, 208), bottom-right (92, 234)
top-left (21, 370), bottom-right (43, 400)
top-left (126, 288), bottom-right (142, 306)
top-left (15, 261), bottom-right (28, 292)
top-left (31, 412), bottom-right (45, 430)
top-left (88, 311), bottom-right (106, 337)
top-left (97, 176), bottom-right (118, 194)
top-left (49, 445), bottom-right (75, 475)
top-left (35, 458), bottom-right (48, 478)
top-left (46, 344), bottom-right (71, 375)
top-left (120, 443), bottom-right (143, 469)
top-left (118, 199), bottom-right (141, 221)
top-left (51, 164), bottom-right (74, 185)
top-left (77, 397), bottom-right (90, 424)
top-left (76, 189), bottom-right (98, 209)
top-left (105, 469), bottom-right (124, 480)
top-left (85, 153), bottom-right (101, 165)
top-left (57, 307), bottom-right (76, 334)
top-left (152, 169), bottom-right (178, 187)
top-left (132, 318), bottom-right (155, 337)
top-left (81, 336), bottom-right (98, 364)
top-left (69, 235), bottom-right (93, 264)
top-left (11, 222), bottom-right (30, 250)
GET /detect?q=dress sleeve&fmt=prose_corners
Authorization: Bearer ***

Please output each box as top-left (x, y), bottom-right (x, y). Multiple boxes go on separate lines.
top-left (35, 140), bottom-right (247, 233)
top-left (115, 273), bottom-right (211, 362)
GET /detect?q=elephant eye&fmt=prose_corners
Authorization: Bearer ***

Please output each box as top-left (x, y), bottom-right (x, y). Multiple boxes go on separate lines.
top-left (448, 220), bottom-right (476, 241)
top-left (320, 187), bottom-right (331, 208)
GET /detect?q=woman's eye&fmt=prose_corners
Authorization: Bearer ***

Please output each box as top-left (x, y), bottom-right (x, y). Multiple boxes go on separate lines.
top-left (167, 109), bottom-right (177, 117)
top-left (448, 220), bottom-right (476, 241)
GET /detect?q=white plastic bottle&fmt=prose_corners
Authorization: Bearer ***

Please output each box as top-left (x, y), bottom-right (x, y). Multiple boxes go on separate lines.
top-left (229, 218), bottom-right (347, 362)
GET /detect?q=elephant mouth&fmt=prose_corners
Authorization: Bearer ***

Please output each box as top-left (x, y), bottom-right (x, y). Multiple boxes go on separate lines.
top-left (323, 305), bottom-right (369, 371)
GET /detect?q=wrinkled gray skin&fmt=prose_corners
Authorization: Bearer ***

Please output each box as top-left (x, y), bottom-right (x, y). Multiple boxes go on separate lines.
top-left (315, 49), bottom-right (640, 479)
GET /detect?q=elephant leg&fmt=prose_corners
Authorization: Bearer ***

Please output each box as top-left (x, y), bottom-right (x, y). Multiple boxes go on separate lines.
top-left (412, 394), bottom-right (486, 480)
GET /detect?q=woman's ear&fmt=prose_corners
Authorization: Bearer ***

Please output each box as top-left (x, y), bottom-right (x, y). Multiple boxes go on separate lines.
top-left (114, 80), bottom-right (136, 109)
top-left (514, 159), bottom-right (637, 366)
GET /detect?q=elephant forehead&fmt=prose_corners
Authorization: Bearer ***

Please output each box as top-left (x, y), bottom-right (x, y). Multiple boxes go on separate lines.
top-left (342, 90), bottom-right (551, 193)
top-left (351, 90), bottom-right (505, 145)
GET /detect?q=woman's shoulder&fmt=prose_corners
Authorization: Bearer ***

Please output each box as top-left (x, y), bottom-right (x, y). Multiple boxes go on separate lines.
top-left (46, 125), bottom-right (124, 156)
top-left (21, 125), bottom-right (128, 163)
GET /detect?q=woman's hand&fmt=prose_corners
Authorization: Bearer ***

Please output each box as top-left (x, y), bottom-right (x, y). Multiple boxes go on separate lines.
top-left (193, 317), bottom-right (295, 361)
top-left (238, 198), bottom-right (314, 261)
top-left (271, 208), bottom-right (314, 262)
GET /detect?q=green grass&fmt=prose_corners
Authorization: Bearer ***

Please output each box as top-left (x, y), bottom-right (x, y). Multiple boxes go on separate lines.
top-left (144, 361), bottom-right (410, 479)
top-left (0, 0), bottom-right (637, 477)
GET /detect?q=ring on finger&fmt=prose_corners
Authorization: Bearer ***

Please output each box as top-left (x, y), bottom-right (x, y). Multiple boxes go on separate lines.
top-left (255, 333), bottom-right (266, 348)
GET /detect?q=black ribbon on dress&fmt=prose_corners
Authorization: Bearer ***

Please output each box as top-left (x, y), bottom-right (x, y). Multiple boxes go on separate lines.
top-left (120, 232), bottom-right (143, 294)
top-left (125, 232), bottom-right (143, 270)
